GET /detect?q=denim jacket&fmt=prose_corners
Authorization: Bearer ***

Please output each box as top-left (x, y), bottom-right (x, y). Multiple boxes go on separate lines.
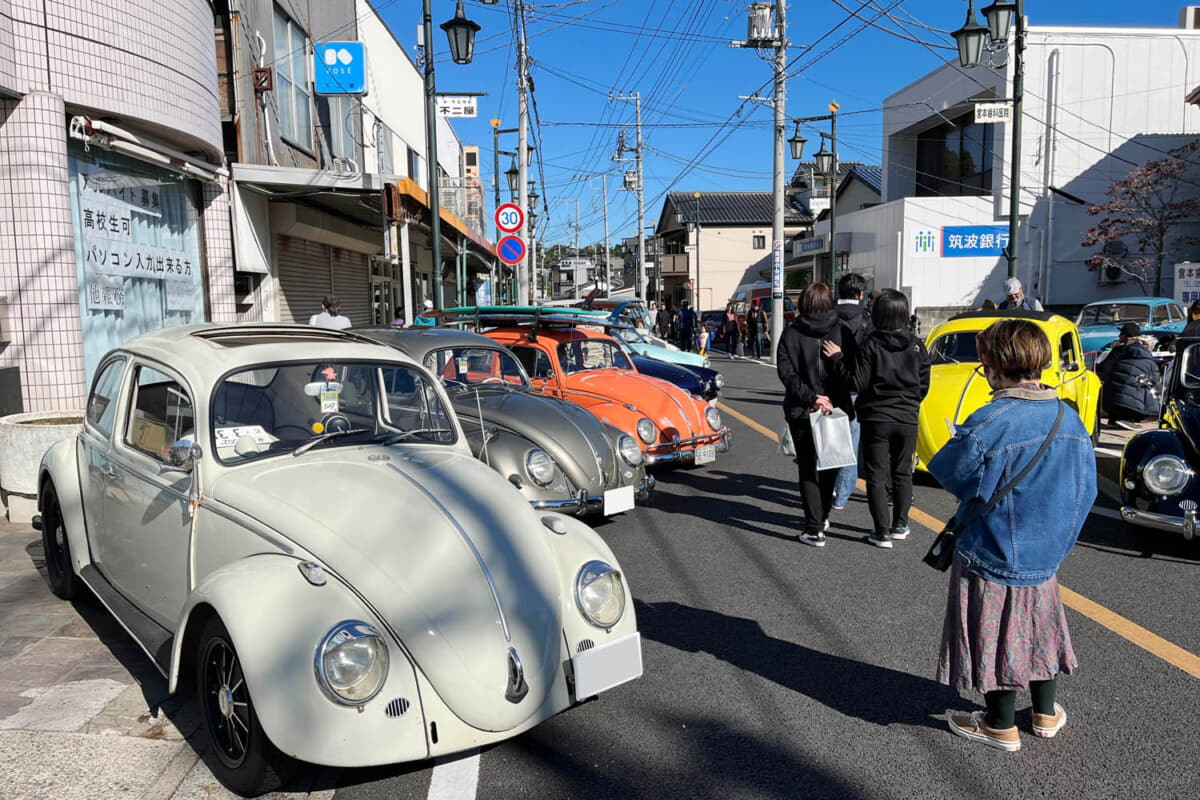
top-left (927, 387), bottom-right (1097, 587)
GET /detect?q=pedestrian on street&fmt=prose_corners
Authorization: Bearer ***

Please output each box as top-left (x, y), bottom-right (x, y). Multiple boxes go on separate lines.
top-left (929, 319), bottom-right (1095, 752)
top-left (830, 273), bottom-right (874, 512)
top-left (1098, 322), bottom-right (1161, 427)
top-left (997, 277), bottom-right (1044, 312)
top-left (747, 299), bottom-right (767, 359)
top-left (722, 303), bottom-right (739, 355)
top-left (655, 300), bottom-right (673, 339)
top-left (309, 295), bottom-right (351, 330)
top-left (1183, 300), bottom-right (1200, 337)
top-left (777, 282), bottom-right (854, 547)
top-left (676, 299), bottom-right (697, 352)
top-left (824, 289), bottom-right (929, 548)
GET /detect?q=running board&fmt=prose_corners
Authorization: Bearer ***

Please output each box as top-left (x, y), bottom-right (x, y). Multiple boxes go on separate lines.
top-left (79, 565), bottom-right (174, 676)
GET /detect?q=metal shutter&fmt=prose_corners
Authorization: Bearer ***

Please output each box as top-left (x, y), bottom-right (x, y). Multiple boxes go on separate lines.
top-left (276, 235), bottom-right (332, 324)
top-left (331, 248), bottom-right (371, 327)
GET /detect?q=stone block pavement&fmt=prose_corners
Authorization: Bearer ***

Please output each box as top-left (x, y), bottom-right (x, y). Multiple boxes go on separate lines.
top-left (0, 517), bottom-right (336, 799)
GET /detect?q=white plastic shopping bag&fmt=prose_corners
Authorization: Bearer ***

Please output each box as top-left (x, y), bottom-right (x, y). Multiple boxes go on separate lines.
top-left (777, 423), bottom-right (796, 457)
top-left (809, 409), bottom-right (857, 471)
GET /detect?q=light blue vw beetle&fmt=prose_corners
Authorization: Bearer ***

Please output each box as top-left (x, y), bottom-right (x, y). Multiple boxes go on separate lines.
top-left (1076, 297), bottom-right (1185, 355)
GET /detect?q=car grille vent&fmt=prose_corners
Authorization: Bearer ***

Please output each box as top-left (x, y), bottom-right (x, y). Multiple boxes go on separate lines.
top-left (576, 639), bottom-right (595, 653)
top-left (384, 697), bottom-right (410, 717)
top-left (1181, 500), bottom-right (1198, 512)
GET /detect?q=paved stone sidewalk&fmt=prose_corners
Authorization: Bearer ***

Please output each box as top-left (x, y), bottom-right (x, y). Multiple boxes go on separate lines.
top-left (0, 517), bottom-right (335, 799)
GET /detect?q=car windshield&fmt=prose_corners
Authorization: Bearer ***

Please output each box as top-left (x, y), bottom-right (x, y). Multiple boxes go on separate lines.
top-left (1077, 303), bottom-right (1151, 326)
top-left (556, 339), bottom-right (633, 374)
top-left (1179, 343), bottom-right (1200, 389)
top-left (615, 327), bottom-right (651, 346)
top-left (212, 360), bottom-right (454, 463)
top-left (929, 331), bottom-right (980, 365)
top-left (424, 347), bottom-right (530, 391)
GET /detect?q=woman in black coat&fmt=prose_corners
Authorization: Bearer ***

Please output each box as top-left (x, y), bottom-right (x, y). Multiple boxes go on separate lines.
top-left (776, 282), bottom-right (855, 547)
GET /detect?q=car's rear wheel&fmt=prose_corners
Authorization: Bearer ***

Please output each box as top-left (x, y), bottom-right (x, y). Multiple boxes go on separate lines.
top-left (197, 616), bottom-right (293, 796)
top-left (41, 484), bottom-right (79, 600)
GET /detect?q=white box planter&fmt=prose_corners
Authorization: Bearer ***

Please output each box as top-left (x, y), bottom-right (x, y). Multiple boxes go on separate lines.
top-left (0, 411), bottom-right (82, 523)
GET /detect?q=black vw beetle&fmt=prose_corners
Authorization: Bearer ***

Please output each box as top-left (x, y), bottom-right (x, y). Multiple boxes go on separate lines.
top-left (1120, 336), bottom-right (1200, 542)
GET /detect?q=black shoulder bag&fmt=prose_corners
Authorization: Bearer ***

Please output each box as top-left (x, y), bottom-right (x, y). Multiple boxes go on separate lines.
top-left (923, 401), bottom-right (1065, 571)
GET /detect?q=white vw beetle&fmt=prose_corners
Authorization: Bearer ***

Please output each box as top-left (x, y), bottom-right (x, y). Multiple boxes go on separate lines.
top-left (35, 324), bottom-right (641, 796)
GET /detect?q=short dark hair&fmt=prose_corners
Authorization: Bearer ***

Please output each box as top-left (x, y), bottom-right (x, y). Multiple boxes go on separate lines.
top-left (800, 282), bottom-right (834, 314)
top-left (837, 272), bottom-right (866, 300)
top-left (322, 295), bottom-right (340, 313)
top-left (871, 289), bottom-right (909, 331)
top-left (977, 320), bottom-right (1052, 382)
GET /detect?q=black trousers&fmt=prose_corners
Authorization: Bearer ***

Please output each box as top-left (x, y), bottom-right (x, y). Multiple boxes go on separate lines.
top-left (679, 328), bottom-right (694, 351)
top-left (724, 331), bottom-right (738, 355)
top-left (860, 421), bottom-right (918, 534)
top-left (788, 416), bottom-right (837, 535)
top-left (749, 328), bottom-right (762, 358)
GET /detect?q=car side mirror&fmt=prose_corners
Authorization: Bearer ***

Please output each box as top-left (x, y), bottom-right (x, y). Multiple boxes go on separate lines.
top-left (168, 439), bottom-right (203, 472)
top-left (1064, 361), bottom-right (1080, 372)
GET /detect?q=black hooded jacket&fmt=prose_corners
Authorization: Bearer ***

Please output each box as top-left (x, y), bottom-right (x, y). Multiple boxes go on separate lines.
top-left (836, 302), bottom-right (873, 348)
top-left (1100, 341), bottom-right (1161, 417)
top-left (833, 328), bottom-right (931, 425)
top-left (777, 311), bottom-right (854, 422)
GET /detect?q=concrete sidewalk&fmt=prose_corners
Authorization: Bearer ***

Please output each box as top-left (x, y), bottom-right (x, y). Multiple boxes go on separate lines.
top-left (0, 518), bottom-right (334, 799)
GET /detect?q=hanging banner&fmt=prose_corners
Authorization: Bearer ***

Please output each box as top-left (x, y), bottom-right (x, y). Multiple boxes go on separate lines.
top-left (82, 240), bottom-right (194, 280)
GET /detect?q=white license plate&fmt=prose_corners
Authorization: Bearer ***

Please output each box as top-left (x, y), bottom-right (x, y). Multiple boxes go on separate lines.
top-left (572, 632), bottom-right (642, 700)
top-left (603, 485), bottom-right (636, 515)
top-left (694, 444), bottom-right (716, 465)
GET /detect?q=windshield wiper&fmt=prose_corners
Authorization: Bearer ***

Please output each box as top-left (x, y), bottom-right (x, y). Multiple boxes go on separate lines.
top-left (372, 428), bottom-right (454, 445)
top-left (291, 428), bottom-right (371, 456)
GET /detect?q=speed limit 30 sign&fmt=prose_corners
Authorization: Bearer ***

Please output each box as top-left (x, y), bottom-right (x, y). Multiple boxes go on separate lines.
top-left (495, 203), bottom-right (525, 234)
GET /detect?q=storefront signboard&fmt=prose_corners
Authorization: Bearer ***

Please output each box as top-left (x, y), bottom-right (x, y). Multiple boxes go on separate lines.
top-left (942, 226), bottom-right (1009, 258)
top-left (1174, 262), bottom-right (1200, 305)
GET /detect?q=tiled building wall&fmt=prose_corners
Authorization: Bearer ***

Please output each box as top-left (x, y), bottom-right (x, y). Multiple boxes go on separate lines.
top-left (0, 93), bottom-right (87, 412)
top-left (203, 179), bottom-right (238, 324)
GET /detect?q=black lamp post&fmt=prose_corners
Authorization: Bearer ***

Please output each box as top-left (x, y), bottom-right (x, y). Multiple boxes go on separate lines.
top-left (440, 0), bottom-right (481, 65)
top-left (793, 104), bottom-right (840, 286)
top-left (788, 123), bottom-right (807, 161)
top-left (953, 0), bottom-right (1022, 280)
top-left (505, 158), bottom-right (520, 194)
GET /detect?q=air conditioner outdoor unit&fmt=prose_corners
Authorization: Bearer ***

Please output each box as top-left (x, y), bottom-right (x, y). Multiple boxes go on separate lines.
top-left (1096, 265), bottom-right (1127, 285)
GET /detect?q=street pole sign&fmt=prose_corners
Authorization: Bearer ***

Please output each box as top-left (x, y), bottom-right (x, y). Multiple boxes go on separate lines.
top-left (772, 239), bottom-right (783, 299)
top-left (495, 203), bottom-right (524, 234)
top-left (497, 235), bottom-right (526, 266)
top-left (974, 101), bottom-right (1012, 124)
top-left (436, 95), bottom-right (479, 118)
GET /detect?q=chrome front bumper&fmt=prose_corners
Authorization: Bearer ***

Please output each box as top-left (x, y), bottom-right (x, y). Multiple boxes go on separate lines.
top-left (644, 427), bottom-right (732, 466)
top-left (530, 474), bottom-right (656, 515)
top-left (1120, 506), bottom-right (1198, 541)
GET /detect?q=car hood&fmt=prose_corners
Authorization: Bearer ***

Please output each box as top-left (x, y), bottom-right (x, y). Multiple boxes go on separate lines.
top-left (210, 447), bottom-right (562, 732)
top-left (632, 356), bottom-right (703, 395)
top-left (917, 362), bottom-right (992, 466)
top-left (1078, 324), bottom-right (1120, 351)
top-left (452, 388), bottom-right (615, 491)
top-left (629, 342), bottom-right (707, 368)
top-left (570, 371), bottom-right (706, 441)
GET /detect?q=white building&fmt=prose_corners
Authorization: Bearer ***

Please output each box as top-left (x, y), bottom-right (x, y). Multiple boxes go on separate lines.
top-left (830, 13), bottom-right (1200, 323)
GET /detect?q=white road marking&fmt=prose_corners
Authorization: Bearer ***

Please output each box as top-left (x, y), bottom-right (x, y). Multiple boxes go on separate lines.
top-left (427, 749), bottom-right (480, 800)
top-left (0, 678), bottom-right (127, 732)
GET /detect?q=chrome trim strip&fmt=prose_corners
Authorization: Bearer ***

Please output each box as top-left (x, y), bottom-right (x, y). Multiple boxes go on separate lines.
top-left (387, 463), bottom-right (512, 641)
top-left (1121, 506), bottom-right (1197, 541)
top-left (529, 476), bottom-right (655, 514)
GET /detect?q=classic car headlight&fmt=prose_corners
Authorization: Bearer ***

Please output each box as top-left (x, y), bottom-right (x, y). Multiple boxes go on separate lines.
top-left (575, 560), bottom-right (625, 628)
top-left (316, 621), bottom-right (389, 705)
top-left (714, 373), bottom-right (725, 390)
top-left (1142, 455), bottom-right (1192, 496)
top-left (703, 358), bottom-right (711, 368)
top-left (618, 434), bottom-right (644, 466)
top-left (636, 417), bottom-right (657, 444)
top-left (525, 449), bottom-right (556, 486)
top-left (706, 406), bottom-right (721, 430)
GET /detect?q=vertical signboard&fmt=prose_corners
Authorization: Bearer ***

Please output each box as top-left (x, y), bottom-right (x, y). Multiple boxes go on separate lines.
top-left (772, 239), bottom-right (783, 299)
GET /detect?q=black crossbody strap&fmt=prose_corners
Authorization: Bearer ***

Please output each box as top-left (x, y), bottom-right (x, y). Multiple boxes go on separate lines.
top-left (951, 400), bottom-right (1065, 533)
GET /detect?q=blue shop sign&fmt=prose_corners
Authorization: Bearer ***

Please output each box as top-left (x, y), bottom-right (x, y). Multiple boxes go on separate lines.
top-left (942, 225), bottom-right (1009, 258)
top-left (314, 42), bottom-right (367, 96)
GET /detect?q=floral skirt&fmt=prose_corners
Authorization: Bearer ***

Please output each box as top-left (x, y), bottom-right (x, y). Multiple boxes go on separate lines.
top-left (937, 555), bottom-right (1078, 693)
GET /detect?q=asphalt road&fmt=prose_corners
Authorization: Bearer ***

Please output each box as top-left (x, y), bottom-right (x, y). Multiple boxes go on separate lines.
top-left (2, 351), bottom-right (1197, 799)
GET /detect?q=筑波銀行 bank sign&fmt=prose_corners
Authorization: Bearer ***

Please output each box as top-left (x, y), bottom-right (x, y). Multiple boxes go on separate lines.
top-left (911, 225), bottom-right (1010, 259)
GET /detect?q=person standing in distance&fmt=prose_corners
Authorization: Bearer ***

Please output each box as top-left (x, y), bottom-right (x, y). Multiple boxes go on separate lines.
top-left (309, 295), bottom-right (351, 330)
top-left (676, 299), bottom-right (697, 352)
top-left (830, 273), bottom-right (874, 512)
top-left (747, 298), bottom-right (768, 359)
top-left (777, 283), bottom-right (854, 547)
top-left (722, 303), bottom-right (740, 356)
top-left (998, 277), bottom-right (1044, 311)
top-left (824, 289), bottom-right (929, 547)
top-left (930, 320), bottom-right (1095, 751)
top-left (655, 300), bottom-right (673, 339)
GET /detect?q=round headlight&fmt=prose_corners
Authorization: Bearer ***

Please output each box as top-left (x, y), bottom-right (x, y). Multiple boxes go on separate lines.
top-left (618, 434), bottom-right (644, 466)
top-left (1143, 455), bottom-right (1191, 496)
top-left (703, 358), bottom-right (711, 368)
top-left (316, 621), bottom-right (389, 705)
top-left (714, 373), bottom-right (725, 390)
top-left (575, 560), bottom-right (626, 628)
top-left (525, 449), bottom-right (556, 486)
top-left (636, 417), bottom-right (657, 444)
top-left (706, 406), bottom-right (721, 430)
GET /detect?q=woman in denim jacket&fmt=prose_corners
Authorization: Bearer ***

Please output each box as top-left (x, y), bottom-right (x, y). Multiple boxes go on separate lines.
top-left (928, 320), bottom-right (1097, 752)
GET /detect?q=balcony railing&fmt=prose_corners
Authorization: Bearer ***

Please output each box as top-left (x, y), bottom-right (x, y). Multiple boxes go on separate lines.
top-left (439, 177), bottom-right (486, 239)
top-left (658, 253), bottom-right (690, 276)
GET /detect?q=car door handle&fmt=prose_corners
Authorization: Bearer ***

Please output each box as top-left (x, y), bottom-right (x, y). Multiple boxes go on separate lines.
top-left (101, 463), bottom-right (122, 481)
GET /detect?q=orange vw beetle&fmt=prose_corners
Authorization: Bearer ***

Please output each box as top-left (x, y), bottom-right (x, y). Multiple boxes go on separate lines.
top-left (483, 322), bottom-right (731, 467)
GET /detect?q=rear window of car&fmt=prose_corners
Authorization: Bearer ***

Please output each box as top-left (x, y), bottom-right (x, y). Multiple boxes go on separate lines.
top-left (929, 331), bottom-right (980, 365)
top-left (1077, 303), bottom-right (1150, 326)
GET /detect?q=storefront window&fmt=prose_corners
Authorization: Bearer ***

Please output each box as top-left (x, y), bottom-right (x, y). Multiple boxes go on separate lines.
top-left (68, 142), bottom-right (206, 382)
top-left (915, 113), bottom-right (994, 197)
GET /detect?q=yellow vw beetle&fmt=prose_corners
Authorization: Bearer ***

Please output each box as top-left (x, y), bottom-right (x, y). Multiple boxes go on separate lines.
top-left (916, 310), bottom-right (1101, 471)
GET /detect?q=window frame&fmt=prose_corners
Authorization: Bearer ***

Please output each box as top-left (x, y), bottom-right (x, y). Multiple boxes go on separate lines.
top-left (273, 5), bottom-right (313, 152)
top-left (86, 356), bottom-right (128, 439)
top-left (752, 235), bottom-right (766, 250)
top-left (121, 362), bottom-right (195, 465)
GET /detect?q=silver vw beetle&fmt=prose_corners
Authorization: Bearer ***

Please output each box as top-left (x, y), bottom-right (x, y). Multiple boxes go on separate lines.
top-left (35, 324), bottom-right (642, 796)
top-left (354, 327), bottom-right (653, 515)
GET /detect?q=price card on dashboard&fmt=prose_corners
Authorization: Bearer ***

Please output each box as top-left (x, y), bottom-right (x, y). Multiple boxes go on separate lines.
top-left (215, 426), bottom-right (277, 448)
top-left (321, 387), bottom-right (340, 413)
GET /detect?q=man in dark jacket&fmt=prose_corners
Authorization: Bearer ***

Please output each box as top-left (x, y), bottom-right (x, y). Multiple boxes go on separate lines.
top-left (747, 299), bottom-right (768, 358)
top-left (655, 300), bottom-right (673, 339)
top-left (676, 299), bottom-right (697, 351)
top-left (832, 273), bottom-right (873, 510)
top-left (1099, 323), bottom-right (1161, 427)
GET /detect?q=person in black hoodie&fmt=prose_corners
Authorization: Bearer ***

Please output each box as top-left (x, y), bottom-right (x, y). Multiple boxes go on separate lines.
top-left (1098, 322), bottom-right (1160, 426)
top-left (777, 282), bottom-right (854, 547)
top-left (832, 273), bottom-right (874, 510)
top-left (824, 289), bottom-right (930, 548)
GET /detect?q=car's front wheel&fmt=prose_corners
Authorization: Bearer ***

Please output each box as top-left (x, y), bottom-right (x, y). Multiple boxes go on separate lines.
top-left (196, 616), bottom-right (293, 796)
top-left (41, 483), bottom-right (79, 600)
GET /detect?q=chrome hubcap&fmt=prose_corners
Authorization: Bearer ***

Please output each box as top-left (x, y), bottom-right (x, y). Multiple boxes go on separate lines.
top-left (55, 525), bottom-right (64, 548)
top-left (217, 686), bottom-right (234, 718)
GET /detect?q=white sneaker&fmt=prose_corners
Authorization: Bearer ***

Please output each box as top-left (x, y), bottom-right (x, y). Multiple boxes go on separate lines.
top-left (889, 526), bottom-right (911, 540)
top-left (798, 532), bottom-right (827, 547)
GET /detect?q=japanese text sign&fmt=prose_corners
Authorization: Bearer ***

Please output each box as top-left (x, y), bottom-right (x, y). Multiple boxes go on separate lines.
top-left (941, 226), bottom-right (1010, 258)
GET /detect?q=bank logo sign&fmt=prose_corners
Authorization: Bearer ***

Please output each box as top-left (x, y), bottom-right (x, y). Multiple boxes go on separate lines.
top-left (911, 226), bottom-right (1009, 259)
top-left (912, 229), bottom-right (938, 257)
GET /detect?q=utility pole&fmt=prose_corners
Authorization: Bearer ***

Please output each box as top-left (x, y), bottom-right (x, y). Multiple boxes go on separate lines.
top-left (769, 2), bottom-right (786, 363)
top-left (612, 92), bottom-right (645, 298)
top-left (514, 1), bottom-right (532, 304)
top-left (422, 1), bottom-right (444, 309)
top-left (601, 173), bottom-right (611, 297)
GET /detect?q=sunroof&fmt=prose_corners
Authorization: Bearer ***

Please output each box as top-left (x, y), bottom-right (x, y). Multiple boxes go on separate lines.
top-left (192, 328), bottom-right (355, 347)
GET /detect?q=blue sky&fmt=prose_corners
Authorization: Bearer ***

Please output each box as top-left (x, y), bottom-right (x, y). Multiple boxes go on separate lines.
top-left (378, 1), bottom-right (1191, 247)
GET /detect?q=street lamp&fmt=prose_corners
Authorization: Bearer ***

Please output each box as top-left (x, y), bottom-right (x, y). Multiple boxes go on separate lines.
top-left (791, 103), bottom-right (840, 287)
top-left (952, 0), bottom-right (1022, 279)
top-left (813, 137), bottom-right (833, 176)
top-left (788, 123), bottom-right (807, 161)
top-left (423, 0), bottom-right (481, 310)
top-left (505, 158), bottom-right (520, 193)
top-left (527, 182), bottom-right (539, 209)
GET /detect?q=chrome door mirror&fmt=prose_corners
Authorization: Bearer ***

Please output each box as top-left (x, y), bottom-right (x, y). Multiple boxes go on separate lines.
top-left (167, 440), bottom-right (203, 472)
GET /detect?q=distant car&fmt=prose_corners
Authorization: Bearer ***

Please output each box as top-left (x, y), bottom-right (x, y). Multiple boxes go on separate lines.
top-left (1076, 297), bottom-right (1185, 355)
top-left (917, 310), bottom-right (1102, 471)
top-left (35, 324), bottom-right (642, 796)
top-left (354, 326), bottom-right (653, 516)
top-left (628, 352), bottom-right (723, 402)
top-left (1120, 335), bottom-right (1200, 543)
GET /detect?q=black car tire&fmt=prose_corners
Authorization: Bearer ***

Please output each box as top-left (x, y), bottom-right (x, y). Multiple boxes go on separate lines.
top-left (41, 484), bottom-right (79, 601)
top-left (197, 616), bottom-right (294, 797)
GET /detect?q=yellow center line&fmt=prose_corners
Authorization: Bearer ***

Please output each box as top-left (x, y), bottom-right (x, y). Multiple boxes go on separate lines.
top-left (720, 400), bottom-right (1200, 680)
